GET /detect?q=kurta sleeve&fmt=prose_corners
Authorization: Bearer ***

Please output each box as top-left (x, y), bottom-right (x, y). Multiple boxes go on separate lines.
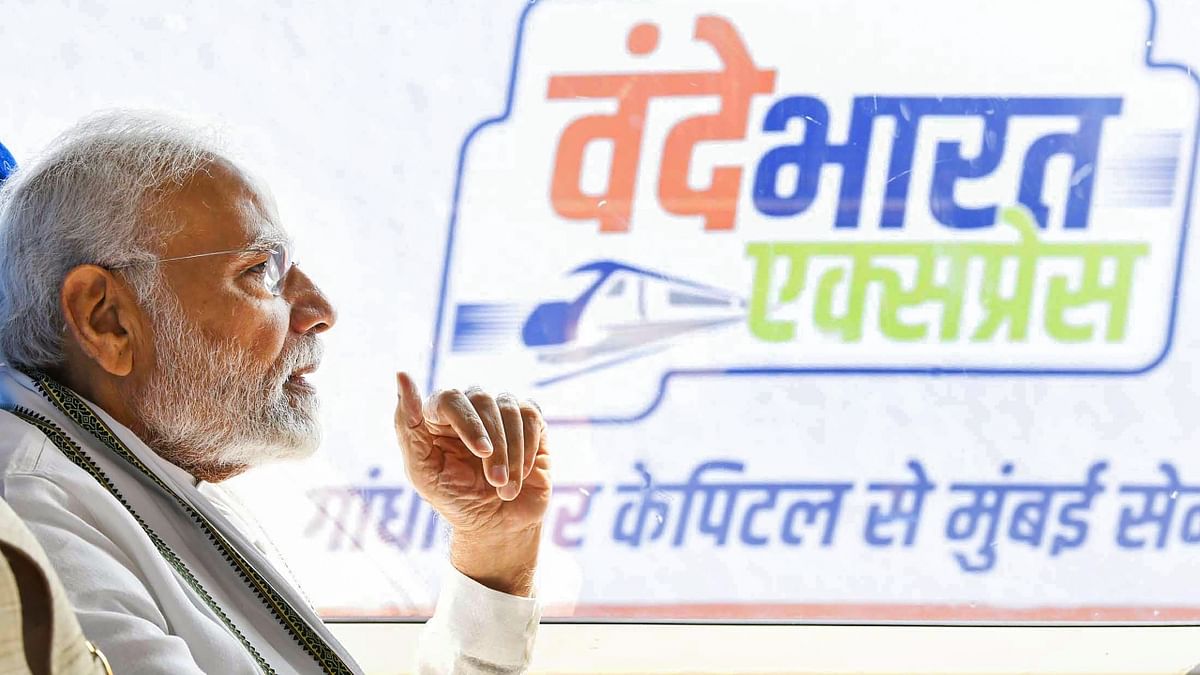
top-left (416, 564), bottom-right (541, 674)
top-left (4, 472), bottom-right (209, 675)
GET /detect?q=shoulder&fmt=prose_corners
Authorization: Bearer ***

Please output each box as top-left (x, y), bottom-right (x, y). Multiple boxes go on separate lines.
top-left (0, 409), bottom-right (107, 514)
top-left (0, 410), bottom-right (55, 479)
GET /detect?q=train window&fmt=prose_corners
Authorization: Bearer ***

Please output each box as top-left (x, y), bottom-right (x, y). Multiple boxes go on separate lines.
top-left (669, 290), bottom-right (734, 307)
top-left (4, 0), bottom-right (1200, 672)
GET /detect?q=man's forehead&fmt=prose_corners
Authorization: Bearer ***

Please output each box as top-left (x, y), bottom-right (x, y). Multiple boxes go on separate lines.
top-left (159, 157), bottom-right (291, 255)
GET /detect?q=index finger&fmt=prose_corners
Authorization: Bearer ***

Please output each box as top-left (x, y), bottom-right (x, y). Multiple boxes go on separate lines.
top-left (395, 372), bottom-right (423, 429)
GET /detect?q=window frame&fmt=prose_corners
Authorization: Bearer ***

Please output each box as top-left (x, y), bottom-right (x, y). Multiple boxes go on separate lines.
top-left (327, 621), bottom-right (1200, 674)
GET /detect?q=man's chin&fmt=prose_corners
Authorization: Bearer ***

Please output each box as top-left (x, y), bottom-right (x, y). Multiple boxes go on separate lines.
top-left (277, 436), bottom-right (321, 462)
top-left (262, 427), bottom-right (322, 463)
top-left (214, 426), bottom-right (321, 473)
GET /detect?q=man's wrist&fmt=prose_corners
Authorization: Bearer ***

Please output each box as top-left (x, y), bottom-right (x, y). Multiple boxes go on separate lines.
top-left (449, 526), bottom-right (541, 597)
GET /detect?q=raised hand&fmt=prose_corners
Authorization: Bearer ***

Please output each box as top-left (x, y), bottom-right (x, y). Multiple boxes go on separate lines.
top-left (394, 372), bottom-right (552, 595)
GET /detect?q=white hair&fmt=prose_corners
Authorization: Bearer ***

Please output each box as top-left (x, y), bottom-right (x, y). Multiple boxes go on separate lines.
top-left (0, 110), bottom-right (224, 370)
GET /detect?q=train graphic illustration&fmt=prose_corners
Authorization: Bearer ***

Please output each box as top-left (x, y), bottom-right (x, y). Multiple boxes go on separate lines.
top-left (450, 260), bottom-right (746, 383)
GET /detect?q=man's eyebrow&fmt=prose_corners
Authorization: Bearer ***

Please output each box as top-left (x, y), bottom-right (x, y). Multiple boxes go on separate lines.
top-left (245, 232), bottom-right (291, 251)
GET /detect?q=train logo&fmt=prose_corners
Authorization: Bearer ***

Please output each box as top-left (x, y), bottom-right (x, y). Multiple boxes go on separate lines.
top-left (453, 261), bottom-right (745, 387)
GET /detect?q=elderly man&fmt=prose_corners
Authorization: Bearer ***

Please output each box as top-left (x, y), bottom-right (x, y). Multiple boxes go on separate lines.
top-left (0, 112), bottom-right (551, 674)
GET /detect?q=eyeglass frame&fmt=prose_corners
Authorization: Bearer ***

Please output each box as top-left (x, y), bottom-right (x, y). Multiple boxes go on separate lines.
top-left (106, 243), bottom-right (296, 297)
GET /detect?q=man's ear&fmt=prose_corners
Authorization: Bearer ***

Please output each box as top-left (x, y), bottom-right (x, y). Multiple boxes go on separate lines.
top-left (60, 265), bottom-right (143, 377)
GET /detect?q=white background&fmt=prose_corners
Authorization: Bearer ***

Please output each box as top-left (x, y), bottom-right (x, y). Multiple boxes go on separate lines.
top-left (2, 0), bottom-right (1200, 620)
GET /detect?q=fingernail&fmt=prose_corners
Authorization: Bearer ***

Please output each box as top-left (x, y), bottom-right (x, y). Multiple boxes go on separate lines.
top-left (490, 465), bottom-right (508, 487)
top-left (499, 482), bottom-right (520, 501)
top-left (478, 438), bottom-right (493, 456)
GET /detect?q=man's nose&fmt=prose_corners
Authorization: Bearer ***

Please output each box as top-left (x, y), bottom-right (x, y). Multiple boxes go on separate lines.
top-left (285, 267), bottom-right (337, 335)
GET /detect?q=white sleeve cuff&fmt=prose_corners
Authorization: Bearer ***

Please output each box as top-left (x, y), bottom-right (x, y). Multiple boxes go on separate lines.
top-left (417, 564), bottom-right (542, 673)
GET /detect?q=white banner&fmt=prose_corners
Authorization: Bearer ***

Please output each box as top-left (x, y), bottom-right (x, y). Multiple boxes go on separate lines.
top-left (3, 0), bottom-right (1200, 621)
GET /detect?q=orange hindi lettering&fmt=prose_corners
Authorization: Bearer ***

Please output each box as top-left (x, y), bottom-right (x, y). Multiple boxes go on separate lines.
top-left (657, 17), bottom-right (776, 231)
top-left (548, 16), bottom-right (776, 234)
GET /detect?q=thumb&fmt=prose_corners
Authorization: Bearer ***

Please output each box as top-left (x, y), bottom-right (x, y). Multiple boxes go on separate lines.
top-left (395, 371), bottom-right (423, 429)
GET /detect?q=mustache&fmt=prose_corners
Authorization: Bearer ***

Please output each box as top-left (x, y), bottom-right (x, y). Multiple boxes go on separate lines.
top-left (275, 337), bottom-right (324, 382)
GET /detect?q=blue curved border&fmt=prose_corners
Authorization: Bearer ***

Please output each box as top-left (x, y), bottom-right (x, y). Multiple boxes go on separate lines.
top-left (427, 0), bottom-right (544, 398)
top-left (428, 0), bottom-right (1200, 426)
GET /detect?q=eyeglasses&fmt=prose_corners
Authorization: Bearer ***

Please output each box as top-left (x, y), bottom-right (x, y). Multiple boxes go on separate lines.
top-left (109, 244), bottom-right (295, 296)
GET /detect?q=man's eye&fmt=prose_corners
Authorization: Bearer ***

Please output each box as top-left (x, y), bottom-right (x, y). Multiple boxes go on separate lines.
top-left (246, 262), bottom-right (268, 276)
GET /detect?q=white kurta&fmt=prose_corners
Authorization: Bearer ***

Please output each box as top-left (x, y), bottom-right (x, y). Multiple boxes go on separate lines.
top-left (0, 366), bottom-right (540, 674)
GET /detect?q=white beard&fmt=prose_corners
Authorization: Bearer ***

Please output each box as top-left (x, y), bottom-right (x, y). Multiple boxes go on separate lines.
top-left (133, 291), bottom-right (323, 478)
